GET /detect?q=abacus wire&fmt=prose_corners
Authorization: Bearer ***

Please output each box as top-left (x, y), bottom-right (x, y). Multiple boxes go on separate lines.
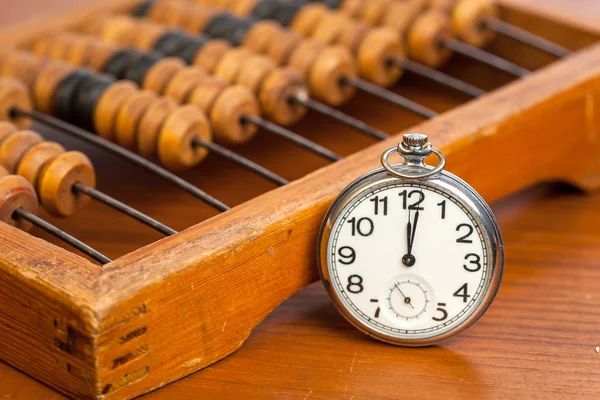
top-left (289, 95), bottom-right (389, 141)
top-left (192, 139), bottom-right (289, 185)
top-left (392, 58), bottom-right (486, 98)
top-left (12, 207), bottom-right (111, 264)
top-left (442, 38), bottom-right (531, 77)
top-left (12, 108), bottom-right (230, 212)
top-left (241, 114), bottom-right (341, 162)
top-left (72, 182), bottom-right (178, 236)
top-left (341, 76), bottom-right (438, 119)
top-left (484, 18), bottom-right (570, 58)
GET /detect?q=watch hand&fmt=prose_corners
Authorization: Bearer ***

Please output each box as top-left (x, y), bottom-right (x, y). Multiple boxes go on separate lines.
top-left (398, 287), bottom-right (415, 310)
top-left (402, 209), bottom-right (416, 267)
top-left (408, 210), bottom-right (420, 254)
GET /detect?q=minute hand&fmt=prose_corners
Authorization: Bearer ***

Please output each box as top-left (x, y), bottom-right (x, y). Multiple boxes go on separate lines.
top-left (408, 211), bottom-right (420, 254)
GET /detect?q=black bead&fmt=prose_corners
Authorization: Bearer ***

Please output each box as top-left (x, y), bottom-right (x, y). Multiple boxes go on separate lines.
top-left (72, 73), bottom-right (115, 131)
top-left (229, 18), bottom-right (257, 46)
top-left (123, 51), bottom-right (162, 85)
top-left (177, 36), bottom-right (210, 64)
top-left (101, 48), bottom-right (141, 80)
top-left (322, 0), bottom-right (342, 9)
top-left (251, 0), bottom-right (280, 19)
top-left (130, 0), bottom-right (155, 17)
top-left (53, 69), bottom-right (93, 124)
top-left (274, 1), bottom-right (309, 26)
top-left (153, 30), bottom-right (194, 57)
top-left (204, 13), bottom-right (239, 41)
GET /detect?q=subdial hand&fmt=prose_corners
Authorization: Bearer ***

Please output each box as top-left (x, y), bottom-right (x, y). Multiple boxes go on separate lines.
top-left (397, 286), bottom-right (415, 310)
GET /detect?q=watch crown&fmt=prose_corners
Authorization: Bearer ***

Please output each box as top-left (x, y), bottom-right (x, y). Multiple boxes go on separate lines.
top-left (403, 133), bottom-right (428, 148)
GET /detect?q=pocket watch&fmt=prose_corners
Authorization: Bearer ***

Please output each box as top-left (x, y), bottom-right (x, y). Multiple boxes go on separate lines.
top-left (318, 133), bottom-right (503, 346)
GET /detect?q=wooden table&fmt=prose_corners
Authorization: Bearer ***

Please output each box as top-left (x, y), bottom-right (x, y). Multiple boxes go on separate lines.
top-left (1, 1), bottom-right (600, 399)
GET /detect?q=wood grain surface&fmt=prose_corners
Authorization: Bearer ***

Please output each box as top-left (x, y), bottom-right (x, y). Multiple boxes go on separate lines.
top-left (1, 0), bottom-right (600, 399)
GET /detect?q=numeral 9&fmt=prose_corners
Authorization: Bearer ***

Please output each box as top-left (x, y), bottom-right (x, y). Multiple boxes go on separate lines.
top-left (337, 246), bottom-right (356, 265)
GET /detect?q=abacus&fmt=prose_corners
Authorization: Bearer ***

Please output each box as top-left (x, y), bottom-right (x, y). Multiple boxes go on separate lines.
top-left (1, 0), bottom-right (599, 398)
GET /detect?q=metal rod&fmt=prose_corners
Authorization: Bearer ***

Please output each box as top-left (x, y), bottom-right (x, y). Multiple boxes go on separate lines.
top-left (192, 139), bottom-right (288, 186)
top-left (342, 77), bottom-right (438, 119)
top-left (394, 58), bottom-right (486, 98)
top-left (485, 18), bottom-right (570, 59)
top-left (290, 95), bottom-right (389, 141)
top-left (13, 108), bottom-right (230, 212)
top-left (72, 182), bottom-right (177, 236)
top-left (442, 38), bottom-right (531, 78)
top-left (13, 207), bottom-right (111, 264)
top-left (242, 114), bottom-right (341, 162)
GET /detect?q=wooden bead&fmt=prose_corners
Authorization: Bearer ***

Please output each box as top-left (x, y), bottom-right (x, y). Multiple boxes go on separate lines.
top-left (183, 5), bottom-right (218, 33)
top-left (93, 81), bottom-right (139, 141)
top-left (288, 39), bottom-right (326, 79)
top-left (0, 165), bottom-right (7, 179)
top-left (259, 67), bottom-right (308, 126)
top-left (452, 0), bottom-right (498, 47)
top-left (47, 35), bottom-right (74, 61)
top-left (115, 90), bottom-right (158, 149)
top-left (0, 77), bottom-right (33, 129)
top-left (243, 21), bottom-right (282, 55)
top-left (156, 1), bottom-right (189, 28)
top-left (309, 46), bottom-right (356, 106)
top-left (148, 0), bottom-right (183, 26)
top-left (192, 39), bottom-right (231, 74)
top-left (382, 0), bottom-right (427, 35)
top-left (33, 37), bottom-right (51, 56)
top-left (17, 141), bottom-right (65, 190)
top-left (360, 0), bottom-right (394, 26)
top-left (164, 66), bottom-right (209, 104)
top-left (266, 31), bottom-right (303, 66)
top-left (66, 35), bottom-right (95, 66)
top-left (0, 175), bottom-right (38, 231)
top-left (187, 77), bottom-right (228, 114)
top-left (338, 0), bottom-right (366, 18)
top-left (0, 130), bottom-right (43, 173)
top-left (137, 97), bottom-right (178, 158)
top-left (428, 0), bottom-right (457, 11)
top-left (135, 21), bottom-right (166, 51)
top-left (408, 10), bottom-right (452, 68)
top-left (291, 3), bottom-right (329, 37)
top-left (86, 40), bottom-right (119, 72)
top-left (0, 122), bottom-right (17, 146)
top-left (143, 57), bottom-right (186, 95)
top-left (357, 28), bottom-right (404, 87)
top-left (312, 13), bottom-right (349, 45)
top-left (236, 56), bottom-right (277, 96)
top-left (157, 105), bottom-right (212, 170)
top-left (213, 48), bottom-right (254, 84)
top-left (336, 20), bottom-right (370, 55)
top-left (38, 151), bottom-right (95, 217)
top-left (210, 86), bottom-right (258, 143)
top-left (231, 0), bottom-right (259, 16)
top-left (1, 52), bottom-right (46, 90)
top-left (32, 61), bottom-right (74, 114)
top-left (100, 16), bottom-right (138, 46)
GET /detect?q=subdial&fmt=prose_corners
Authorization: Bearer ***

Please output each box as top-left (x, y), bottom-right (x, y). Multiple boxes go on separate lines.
top-left (387, 279), bottom-right (430, 321)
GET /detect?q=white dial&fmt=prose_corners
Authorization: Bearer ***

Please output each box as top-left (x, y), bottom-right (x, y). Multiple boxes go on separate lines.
top-left (322, 179), bottom-right (500, 345)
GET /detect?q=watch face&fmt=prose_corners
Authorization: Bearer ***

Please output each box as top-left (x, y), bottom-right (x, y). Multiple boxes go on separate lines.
top-left (321, 174), bottom-right (502, 345)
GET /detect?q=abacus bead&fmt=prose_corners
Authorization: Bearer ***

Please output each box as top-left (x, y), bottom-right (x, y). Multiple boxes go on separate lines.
top-left (357, 28), bottom-right (404, 87)
top-left (231, 0), bottom-right (259, 16)
top-left (309, 46), bottom-right (356, 106)
top-left (288, 39), bottom-right (326, 78)
top-left (236, 56), bottom-right (277, 95)
top-left (0, 130), bottom-right (43, 173)
top-left (33, 61), bottom-right (74, 114)
top-left (137, 97), bottom-right (178, 157)
top-left (1, 52), bottom-right (46, 90)
top-left (336, 20), bottom-right (370, 55)
top-left (33, 37), bottom-right (52, 56)
top-left (157, 105), bottom-right (211, 170)
top-left (17, 141), bottom-right (66, 189)
top-left (382, 0), bottom-right (427, 35)
top-left (265, 31), bottom-right (302, 65)
top-left (184, 6), bottom-right (218, 33)
top-left (164, 67), bottom-right (209, 104)
top-left (93, 81), bottom-right (139, 141)
top-left (135, 21), bottom-right (167, 51)
top-left (87, 41), bottom-right (119, 72)
top-left (338, 0), bottom-right (366, 18)
top-left (312, 13), bottom-right (349, 45)
top-left (243, 21), bottom-right (281, 54)
top-left (408, 11), bottom-right (452, 68)
top-left (360, 0), bottom-right (393, 25)
top-left (259, 67), bottom-right (307, 125)
top-left (0, 78), bottom-right (33, 128)
top-left (143, 57), bottom-right (186, 94)
top-left (47, 35), bottom-right (74, 61)
top-left (452, 0), bottom-right (498, 47)
top-left (0, 165), bottom-right (7, 179)
top-left (67, 36), bottom-right (94, 66)
top-left (38, 151), bottom-right (95, 217)
top-left (187, 78), bottom-right (228, 114)
top-left (291, 3), bottom-right (329, 37)
top-left (0, 122), bottom-right (17, 145)
top-left (428, 0), bottom-right (457, 11)
top-left (210, 86), bottom-right (258, 143)
top-left (0, 175), bottom-right (38, 231)
top-left (101, 15), bottom-right (138, 46)
top-left (213, 48), bottom-right (254, 84)
top-left (115, 90), bottom-right (158, 149)
top-left (192, 39), bottom-right (231, 73)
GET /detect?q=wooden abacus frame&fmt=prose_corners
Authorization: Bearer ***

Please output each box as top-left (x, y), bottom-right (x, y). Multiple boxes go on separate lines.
top-left (2, 0), bottom-right (600, 399)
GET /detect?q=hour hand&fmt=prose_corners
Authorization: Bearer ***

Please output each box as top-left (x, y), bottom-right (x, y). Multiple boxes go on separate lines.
top-left (402, 212), bottom-right (416, 267)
